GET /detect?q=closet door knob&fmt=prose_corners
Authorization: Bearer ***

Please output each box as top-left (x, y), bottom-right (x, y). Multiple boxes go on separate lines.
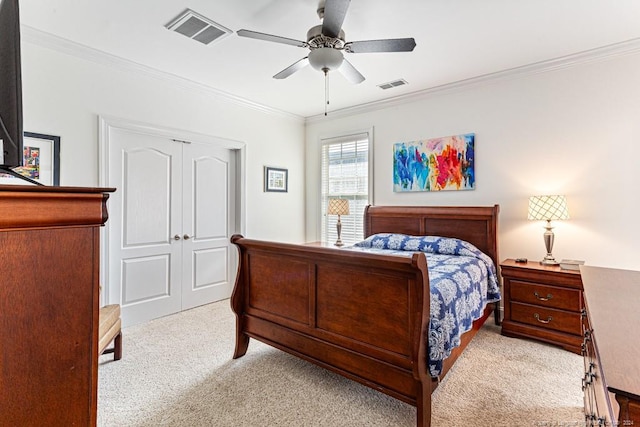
top-left (173, 235), bottom-right (181, 241)
top-left (183, 234), bottom-right (193, 240)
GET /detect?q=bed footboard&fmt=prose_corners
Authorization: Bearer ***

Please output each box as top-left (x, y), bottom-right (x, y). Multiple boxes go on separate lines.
top-left (230, 235), bottom-right (432, 426)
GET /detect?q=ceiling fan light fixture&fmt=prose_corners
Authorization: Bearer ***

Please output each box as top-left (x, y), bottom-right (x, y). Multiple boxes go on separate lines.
top-left (309, 48), bottom-right (344, 72)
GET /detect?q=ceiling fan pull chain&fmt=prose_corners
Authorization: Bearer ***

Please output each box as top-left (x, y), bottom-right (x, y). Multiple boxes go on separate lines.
top-left (324, 68), bottom-right (330, 116)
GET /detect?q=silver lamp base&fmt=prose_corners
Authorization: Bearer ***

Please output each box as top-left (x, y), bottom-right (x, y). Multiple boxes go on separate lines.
top-left (334, 216), bottom-right (344, 247)
top-left (540, 255), bottom-right (559, 266)
top-left (540, 220), bottom-right (559, 265)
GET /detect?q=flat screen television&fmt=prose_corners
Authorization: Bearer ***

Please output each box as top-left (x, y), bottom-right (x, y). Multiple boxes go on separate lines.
top-left (0, 0), bottom-right (23, 170)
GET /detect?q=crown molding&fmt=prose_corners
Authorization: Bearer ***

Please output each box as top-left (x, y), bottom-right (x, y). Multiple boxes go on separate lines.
top-left (21, 25), bottom-right (640, 125)
top-left (306, 37), bottom-right (640, 123)
top-left (21, 25), bottom-right (305, 124)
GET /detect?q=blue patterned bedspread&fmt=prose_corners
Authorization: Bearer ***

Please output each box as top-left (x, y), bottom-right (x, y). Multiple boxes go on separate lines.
top-left (348, 234), bottom-right (501, 377)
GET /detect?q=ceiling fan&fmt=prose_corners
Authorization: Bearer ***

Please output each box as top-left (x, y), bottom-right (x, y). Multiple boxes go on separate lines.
top-left (237, 0), bottom-right (416, 84)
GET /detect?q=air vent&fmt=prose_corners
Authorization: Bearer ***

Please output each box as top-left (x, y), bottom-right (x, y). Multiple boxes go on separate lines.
top-left (166, 9), bottom-right (231, 45)
top-left (378, 79), bottom-right (408, 90)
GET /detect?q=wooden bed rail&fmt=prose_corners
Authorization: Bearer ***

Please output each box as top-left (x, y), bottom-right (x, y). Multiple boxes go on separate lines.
top-left (230, 235), bottom-right (433, 426)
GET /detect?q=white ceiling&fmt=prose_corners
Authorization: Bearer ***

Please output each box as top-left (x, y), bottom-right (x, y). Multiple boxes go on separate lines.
top-left (19, 0), bottom-right (640, 118)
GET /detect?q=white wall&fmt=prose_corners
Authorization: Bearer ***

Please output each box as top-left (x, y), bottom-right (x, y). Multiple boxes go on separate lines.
top-left (21, 38), bottom-right (640, 269)
top-left (21, 41), bottom-right (306, 242)
top-left (306, 52), bottom-right (640, 271)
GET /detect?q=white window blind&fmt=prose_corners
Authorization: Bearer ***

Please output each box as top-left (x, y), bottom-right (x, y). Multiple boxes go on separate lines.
top-left (321, 132), bottom-right (370, 245)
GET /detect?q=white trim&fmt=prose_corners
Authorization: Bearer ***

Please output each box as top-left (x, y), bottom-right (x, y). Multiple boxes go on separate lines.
top-left (368, 126), bottom-right (375, 207)
top-left (98, 114), bottom-right (246, 150)
top-left (22, 24), bottom-right (640, 123)
top-left (306, 37), bottom-right (640, 123)
top-left (22, 25), bottom-right (304, 124)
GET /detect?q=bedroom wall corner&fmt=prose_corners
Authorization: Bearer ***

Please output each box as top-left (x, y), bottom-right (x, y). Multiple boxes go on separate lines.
top-left (21, 41), bottom-right (307, 244)
top-left (305, 51), bottom-right (640, 271)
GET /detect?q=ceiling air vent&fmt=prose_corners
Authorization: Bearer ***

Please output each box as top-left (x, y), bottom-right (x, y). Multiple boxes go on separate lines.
top-left (378, 79), bottom-right (408, 90)
top-left (166, 9), bottom-right (231, 45)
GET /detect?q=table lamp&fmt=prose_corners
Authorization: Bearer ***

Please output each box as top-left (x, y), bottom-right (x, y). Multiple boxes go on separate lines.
top-left (327, 198), bottom-right (350, 247)
top-left (528, 195), bottom-right (569, 265)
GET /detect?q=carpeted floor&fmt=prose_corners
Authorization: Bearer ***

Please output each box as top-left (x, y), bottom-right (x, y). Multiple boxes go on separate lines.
top-left (98, 300), bottom-right (584, 426)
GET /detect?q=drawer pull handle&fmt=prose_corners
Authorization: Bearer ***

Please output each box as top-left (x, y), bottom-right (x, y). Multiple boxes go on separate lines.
top-left (534, 313), bottom-right (553, 324)
top-left (534, 291), bottom-right (553, 301)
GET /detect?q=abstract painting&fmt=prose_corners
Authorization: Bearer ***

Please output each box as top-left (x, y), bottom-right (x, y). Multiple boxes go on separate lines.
top-left (393, 133), bottom-right (475, 192)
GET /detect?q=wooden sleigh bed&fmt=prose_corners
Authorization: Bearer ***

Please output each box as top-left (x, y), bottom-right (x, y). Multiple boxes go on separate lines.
top-left (230, 205), bottom-right (500, 427)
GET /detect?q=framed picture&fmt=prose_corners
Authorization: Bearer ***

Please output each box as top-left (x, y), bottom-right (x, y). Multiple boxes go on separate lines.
top-left (264, 166), bottom-right (288, 192)
top-left (0, 132), bottom-right (60, 186)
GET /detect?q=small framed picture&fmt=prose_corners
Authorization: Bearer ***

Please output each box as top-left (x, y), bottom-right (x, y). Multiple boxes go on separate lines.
top-left (264, 166), bottom-right (288, 192)
top-left (0, 132), bottom-right (61, 186)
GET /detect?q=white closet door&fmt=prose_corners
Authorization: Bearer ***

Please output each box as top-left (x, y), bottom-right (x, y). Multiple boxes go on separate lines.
top-left (108, 128), bottom-right (183, 326)
top-left (181, 142), bottom-right (235, 310)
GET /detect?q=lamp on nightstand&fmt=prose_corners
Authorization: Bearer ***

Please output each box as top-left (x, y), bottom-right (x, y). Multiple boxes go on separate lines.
top-left (528, 195), bottom-right (570, 265)
top-left (327, 198), bottom-right (350, 247)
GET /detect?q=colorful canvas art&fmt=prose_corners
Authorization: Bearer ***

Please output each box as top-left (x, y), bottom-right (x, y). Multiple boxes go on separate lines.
top-left (393, 133), bottom-right (475, 192)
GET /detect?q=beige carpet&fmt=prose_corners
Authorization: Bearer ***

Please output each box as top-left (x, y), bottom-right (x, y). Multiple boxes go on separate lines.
top-left (98, 300), bottom-right (584, 426)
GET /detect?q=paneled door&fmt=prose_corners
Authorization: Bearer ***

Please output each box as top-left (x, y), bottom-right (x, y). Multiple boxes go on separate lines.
top-left (105, 124), bottom-right (236, 326)
top-left (180, 142), bottom-right (235, 310)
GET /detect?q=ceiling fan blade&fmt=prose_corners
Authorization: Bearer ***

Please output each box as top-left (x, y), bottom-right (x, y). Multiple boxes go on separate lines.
top-left (339, 58), bottom-right (365, 84)
top-left (346, 38), bottom-right (416, 53)
top-left (322, 0), bottom-right (351, 38)
top-left (273, 57), bottom-right (310, 79)
top-left (237, 29), bottom-right (307, 48)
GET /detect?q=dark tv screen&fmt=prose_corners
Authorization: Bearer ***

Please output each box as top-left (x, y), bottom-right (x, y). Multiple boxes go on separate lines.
top-left (0, 0), bottom-right (23, 168)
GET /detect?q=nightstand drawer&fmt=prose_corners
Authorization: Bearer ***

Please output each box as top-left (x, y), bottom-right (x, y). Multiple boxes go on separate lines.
top-left (510, 280), bottom-right (581, 312)
top-left (510, 302), bottom-right (582, 335)
top-left (501, 259), bottom-right (584, 353)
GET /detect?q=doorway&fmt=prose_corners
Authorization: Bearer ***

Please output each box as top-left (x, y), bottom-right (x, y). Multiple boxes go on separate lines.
top-left (99, 117), bottom-right (244, 326)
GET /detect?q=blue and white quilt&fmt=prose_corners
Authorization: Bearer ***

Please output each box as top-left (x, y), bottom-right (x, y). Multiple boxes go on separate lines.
top-left (348, 233), bottom-right (501, 377)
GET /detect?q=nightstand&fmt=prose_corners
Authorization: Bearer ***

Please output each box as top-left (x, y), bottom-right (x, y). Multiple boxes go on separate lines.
top-left (500, 259), bottom-right (583, 354)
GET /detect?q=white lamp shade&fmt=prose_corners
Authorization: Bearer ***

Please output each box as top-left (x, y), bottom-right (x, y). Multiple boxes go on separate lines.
top-left (308, 47), bottom-right (344, 72)
top-left (528, 195), bottom-right (570, 221)
top-left (327, 198), bottom-right (350, 216)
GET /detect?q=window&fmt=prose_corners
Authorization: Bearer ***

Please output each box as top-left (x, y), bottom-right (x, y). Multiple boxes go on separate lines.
top-left (320, 132), bottom-right (371, 245)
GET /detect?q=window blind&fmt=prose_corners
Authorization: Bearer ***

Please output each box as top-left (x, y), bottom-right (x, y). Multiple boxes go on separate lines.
top-left (320, 132), bottom-right (370, 245)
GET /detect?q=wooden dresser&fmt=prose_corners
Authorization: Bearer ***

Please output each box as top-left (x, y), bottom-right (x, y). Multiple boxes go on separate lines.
top-left (500, 259), bottom-right (583, 354)
top-left (581, 265), bottom-right (640, 427)
top-left (0, 185), bottom-right (114, 426)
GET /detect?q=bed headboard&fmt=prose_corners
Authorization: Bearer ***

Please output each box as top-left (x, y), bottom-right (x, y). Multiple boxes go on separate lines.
top-left (363, 205), bottom-right (500, 267)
